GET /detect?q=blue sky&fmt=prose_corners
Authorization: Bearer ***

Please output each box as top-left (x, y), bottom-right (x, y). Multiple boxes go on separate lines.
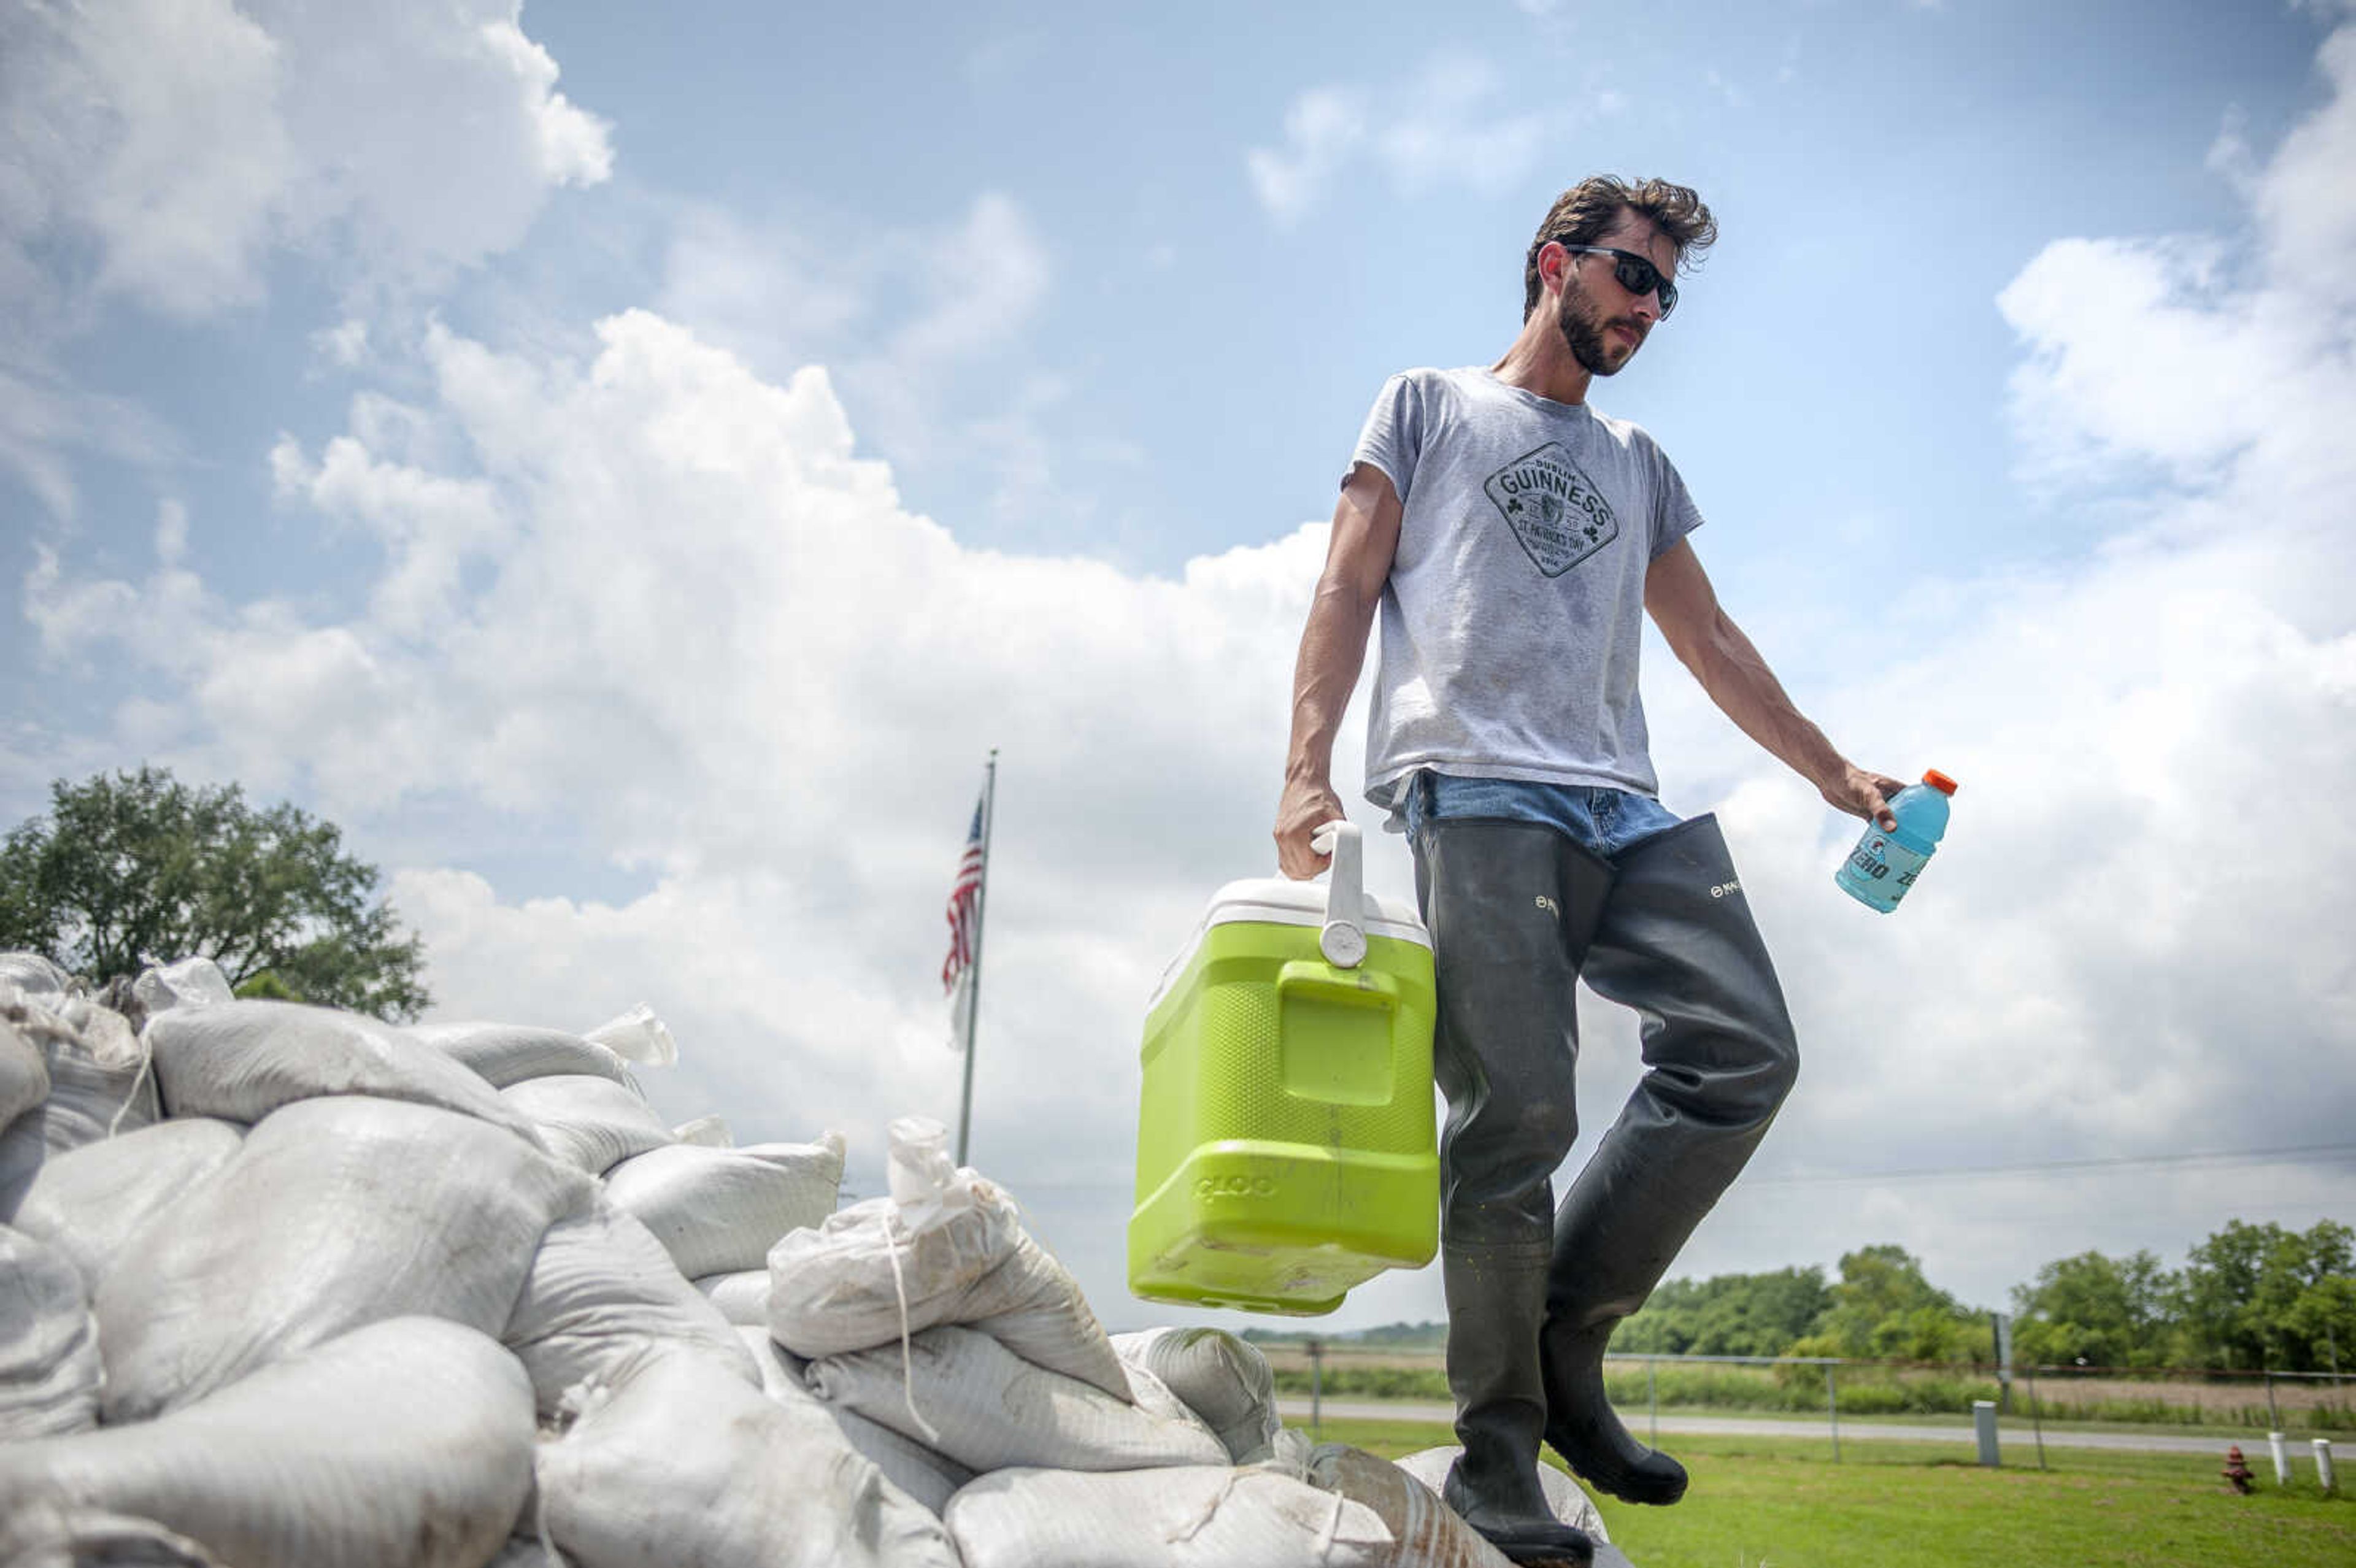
top-left (5, 0), bottom-right (2352, 1332)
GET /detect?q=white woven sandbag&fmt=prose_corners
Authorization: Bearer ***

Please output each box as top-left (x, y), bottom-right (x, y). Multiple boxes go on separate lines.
top-left (96, 1096), bottom-right (594, 1422)
top-left (1257, 1425), bottom-right (1316, 1481)
top-left (733, 1322), bottom-right (807, 1401)
top-left (942, 1465), bottom-right (1404, 1568)
top-left (6, 993), bottom-right (158, 1151)
top-left (502, 1199), bottom-right (758, 1416)
top-left (1113, 1326), bottom-right (1282, 1463)
top-left (0, 1107), bottom-right (45, 1222)
top-left (2, 1017), bottom-right (48, 1127)
top-left (0, 1225), bottom-right (102, 1440)
top-left (0, 1316), bottom-right (537, 1568)
top-left (604, 1136), bottom-right (844, 1280)
top-left (807, 1322), bottom-right (1226, 1474)
top-left (146, 999), bottom-right (542, 1142)
top-left (129, 958), bottom-right (235, 1018)
top-left (0, 1507), bottom-right (226, 1566)
top-left (766, 1190), bottom-right (1130, 1399)
top-left (1306, 1445), bottom-right (1520, 1568)
top-left (0, 953), bottom-right (72, 996)
top-left (15, 1118), bottom-right (244, 1294)
top-left (1392, 1446), bottom-right (1614, 1555)
top-left (534, 1341), bottom-right (961, 1568)
top-left (829, 1404), bottom-right (976, 1520)
top-left (485, 1535), bottom-right (576, 1568)
top-left (694, 1269), bottom-right (771, 1325)
top-left (409, 1021), bottom-right (636, 1088)
top-left (500, 1074), bottom-right (673, 1175)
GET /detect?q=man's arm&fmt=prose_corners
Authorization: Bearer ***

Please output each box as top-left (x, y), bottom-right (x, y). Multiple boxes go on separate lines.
top-left (1645, 538), bottom-right (1901, 829)
top-left (1275, 463), bottom-right (1403, 878)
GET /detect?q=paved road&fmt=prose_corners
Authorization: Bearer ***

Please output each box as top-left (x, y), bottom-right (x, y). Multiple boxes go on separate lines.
top-left (1274, 1398), bottom-right (2246, 1456)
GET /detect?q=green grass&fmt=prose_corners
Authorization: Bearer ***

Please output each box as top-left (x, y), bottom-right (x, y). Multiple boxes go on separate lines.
top-left (1271, 1362), bottom-right (2356, 1435)
top-left (1298, 1415), bottom-right (2356, 1568)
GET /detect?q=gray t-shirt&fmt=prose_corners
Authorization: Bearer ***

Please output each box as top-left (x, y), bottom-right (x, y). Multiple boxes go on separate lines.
top-left (1350, 365), bottom-right (1704, 823)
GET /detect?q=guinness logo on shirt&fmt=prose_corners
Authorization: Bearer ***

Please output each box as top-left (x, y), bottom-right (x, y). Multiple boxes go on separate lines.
top-left (1482, 441), bottom-right (1619, 577)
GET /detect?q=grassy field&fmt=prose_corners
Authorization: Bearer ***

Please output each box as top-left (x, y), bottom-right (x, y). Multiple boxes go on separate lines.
top-left (1261, 1353), bottom-right (2356, 1436)
top-left (1307, 1414), bottom-right (2356, 1568)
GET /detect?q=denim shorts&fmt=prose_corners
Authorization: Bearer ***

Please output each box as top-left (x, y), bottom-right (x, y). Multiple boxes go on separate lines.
top-left (1402, 770), bottom-right (1684, 861)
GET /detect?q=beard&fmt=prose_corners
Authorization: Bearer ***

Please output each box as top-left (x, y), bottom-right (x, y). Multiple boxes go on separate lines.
top-left (1556, 278), bottom-right (1639, 376)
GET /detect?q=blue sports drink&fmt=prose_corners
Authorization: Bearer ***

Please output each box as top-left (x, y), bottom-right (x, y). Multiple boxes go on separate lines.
top-left (1836, 770), bottom-right (1958, 913)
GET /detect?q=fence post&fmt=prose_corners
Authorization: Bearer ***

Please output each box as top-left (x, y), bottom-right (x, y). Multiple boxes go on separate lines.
top-left (2316, 1439), bottom-right (2337, 1496)
top-left (2024, 1364), bottom-right (2047, 1470)
top-left (2269, 1431), bottom-right (2291, 1487)
top-left (1307, 1339), bottom-right (1323, 1440)
top-left (1974, 1399), bottom-right (2001, 1467)
top-left (1649, 1358), bottom-right (1659, 1448)
top-left (1825, 1363), bottom-right (1841, 1464)
top-left (2264, 1369), bottom-right (2280, 1432)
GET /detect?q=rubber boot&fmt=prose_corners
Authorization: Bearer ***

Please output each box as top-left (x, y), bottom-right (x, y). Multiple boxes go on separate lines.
top-left (1539, 814), bottom-right (1799, 1505)
top-left (1415, 818), bottom-right (1611, 1566)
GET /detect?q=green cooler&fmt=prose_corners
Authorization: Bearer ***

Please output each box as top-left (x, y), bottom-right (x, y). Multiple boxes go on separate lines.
top-left (1129, 821), bottom-right (1438, 1315)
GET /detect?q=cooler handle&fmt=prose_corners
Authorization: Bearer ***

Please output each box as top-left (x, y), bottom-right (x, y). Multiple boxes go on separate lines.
top-left (1311, 819), bottom-right (1368, 968)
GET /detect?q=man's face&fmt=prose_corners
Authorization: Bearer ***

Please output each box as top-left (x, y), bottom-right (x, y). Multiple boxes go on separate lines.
top-left (1553, 212), bottom-right (1677, 378)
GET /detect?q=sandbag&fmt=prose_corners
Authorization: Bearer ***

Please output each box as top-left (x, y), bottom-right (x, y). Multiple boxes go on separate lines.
top-left (533, 1341), bottom-right (960, 1568)
top-left (146, 999), bottom-right (542, 1142)
top-left (2, 1016), bottom-right (48, 1126)
top-left (0, 1507), bottom-right (226, 1566)
top-left (0, 953), bottom-right (72, 996)
top-left (15, 1118), bottom-right (245, 1293)
top-left (96, 1096), bottom-right (593, 1421)
top-left (693, 1269), bottom-right (771, 1326)
top-left (5, 993), bottom-right (157, 1151)
top-left (486, 1536), bottom-right (576, 1568)
top-left (501, 1074), bottom-right (674, 1174)
top-left (0, 1316), bottom-right (536, 1568)
top-left (410, 1021), bottom-right (636, 1088)
top-left (0, 1106), bottom-right (45, 1221)
top-left (942, 1465), bottom-right (1402, 1568)
top-left (767, 1189), bottom-right (1128, 1399)
top-left (130, 957), bottom-right (235, 1017)
top-left (604, 1136), bottom-right (844, 1280)
top-left (0, 1224), bottom-right (102, 1440)
top-left (1392, 1446), bottom-right (1613, 1557)
top-left (807, 1322), bottom-right (1225, 1474)
top-left (502, 1199), bottom-right (758, 1416)
top-left (830, 1405), bottom-right (976, 1520)
top-left (1113, 1325), bottom-right (1282, 1463)
top-left (1306, 1444), bottom-right (1519, 1568)
top-left (733, 1322), bottom-right (807, 1402)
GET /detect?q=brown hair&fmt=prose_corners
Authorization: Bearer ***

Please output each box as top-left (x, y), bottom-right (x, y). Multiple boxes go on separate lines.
top-left (1522, 177), bottom-right (1717, 318)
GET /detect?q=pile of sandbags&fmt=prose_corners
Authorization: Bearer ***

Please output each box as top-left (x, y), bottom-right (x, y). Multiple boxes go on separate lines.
top-left (0, 953), bottom-right (1613, 1568)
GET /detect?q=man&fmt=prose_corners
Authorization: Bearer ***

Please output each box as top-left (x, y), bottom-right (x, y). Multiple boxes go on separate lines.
top-left (1274, 176), bottom-right (1901, 1565)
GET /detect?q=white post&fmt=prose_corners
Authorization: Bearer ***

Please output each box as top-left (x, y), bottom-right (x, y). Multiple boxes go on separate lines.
top-left (2269, 1431), bottom-right (2292, 1486)
top-left (2315, 1438), bottom-right (2337, 1494)
top-left (1973, 1399), bottom-right (2000, 1467)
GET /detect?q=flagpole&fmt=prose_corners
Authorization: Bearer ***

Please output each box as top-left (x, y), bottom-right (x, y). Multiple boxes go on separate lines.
top-left (955, 750), bottom-right (997, 1167)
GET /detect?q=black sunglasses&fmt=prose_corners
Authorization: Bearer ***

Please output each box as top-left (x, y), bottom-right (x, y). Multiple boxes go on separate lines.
top-left (1557, 244), bottom-right (1677, 318)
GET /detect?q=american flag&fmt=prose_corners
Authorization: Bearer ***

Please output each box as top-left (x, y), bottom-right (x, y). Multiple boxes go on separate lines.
top-left (941, 793), bottom-right (987, 996)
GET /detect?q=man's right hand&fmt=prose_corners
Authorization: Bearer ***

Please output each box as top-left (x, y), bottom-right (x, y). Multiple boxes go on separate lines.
top-left (1274, 776), bottom-right (1349, 879)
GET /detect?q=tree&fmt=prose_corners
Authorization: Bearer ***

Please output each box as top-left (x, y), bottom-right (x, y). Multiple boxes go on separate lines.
top-left (2174, 1219), bottom-right (2355, 1371)
top-left (1617, 1267), bottom-right (1832, 1358)
top-left (0, 766), bottom-right (429, 1021)
top-left (1803, 1244), bottom-right (1982, 1362)
top-left (2010, 1249), bottom-right (2175, 1369)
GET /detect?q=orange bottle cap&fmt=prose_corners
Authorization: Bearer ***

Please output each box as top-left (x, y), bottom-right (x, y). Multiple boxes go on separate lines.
top-left (1922, 769), bottom-right (1958, 795)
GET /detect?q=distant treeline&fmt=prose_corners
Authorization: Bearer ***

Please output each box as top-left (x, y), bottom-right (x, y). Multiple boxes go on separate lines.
top-left (1246, 1219), bottom-right (2355, 1374)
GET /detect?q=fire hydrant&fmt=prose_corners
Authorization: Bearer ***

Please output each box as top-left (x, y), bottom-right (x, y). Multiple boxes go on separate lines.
top-left (2222, 1445), bottom-right (2255, 1494)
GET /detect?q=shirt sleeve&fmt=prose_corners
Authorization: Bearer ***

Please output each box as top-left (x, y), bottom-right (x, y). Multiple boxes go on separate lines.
top-left (1646, 437), bottom-right (1705, 559)
top-left (1347, 372), bottom-right (1425, 504)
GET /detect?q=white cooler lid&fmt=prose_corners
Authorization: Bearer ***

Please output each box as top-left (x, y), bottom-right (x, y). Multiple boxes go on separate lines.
top-left (1149, 822), bottom-right (1430, 1013)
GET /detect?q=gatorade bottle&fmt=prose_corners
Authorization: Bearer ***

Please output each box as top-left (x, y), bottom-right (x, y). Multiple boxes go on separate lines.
top-left (1836, 770), bottom-right (1958, 913)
